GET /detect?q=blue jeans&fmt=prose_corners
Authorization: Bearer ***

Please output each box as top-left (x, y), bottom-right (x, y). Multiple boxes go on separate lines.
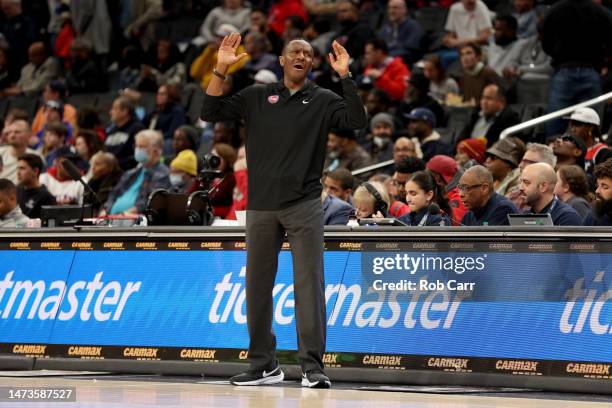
top-left (546, 67), bottom-right (602, 136)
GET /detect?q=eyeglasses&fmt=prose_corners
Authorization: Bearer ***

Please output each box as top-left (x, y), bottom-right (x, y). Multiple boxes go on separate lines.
top-left (457, 183), bottom-right (483, 192)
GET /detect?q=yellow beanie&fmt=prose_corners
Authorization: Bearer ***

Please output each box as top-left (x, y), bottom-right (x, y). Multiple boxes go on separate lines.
top-left (170, 149), bottom-right (198, 176)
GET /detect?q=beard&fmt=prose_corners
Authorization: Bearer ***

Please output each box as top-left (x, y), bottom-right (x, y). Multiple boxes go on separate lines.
top-left (594, 197), bottom-right (612, 217)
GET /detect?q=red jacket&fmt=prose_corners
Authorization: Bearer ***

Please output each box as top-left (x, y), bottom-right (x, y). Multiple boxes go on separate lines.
top-left (389, 200), bottom-right (410, 218)
top-left (448, 187), bottom-right (467, 225)
top-left (268, 0), bottom-right (308, 36)
top-left (365, 57), bottom-right (410, 101)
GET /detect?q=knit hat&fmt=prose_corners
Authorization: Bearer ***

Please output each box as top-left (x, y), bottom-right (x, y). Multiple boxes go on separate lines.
top-left (170, 149), bottom-right (198, 176)
top-left (370, 112), bottom-right (394, 132)
top-left (457, 138), bottom-right (487, 164)
top-left (486, 137), bottom-right (526, 167)
top-left (426, 155), bottom-right (458, 184)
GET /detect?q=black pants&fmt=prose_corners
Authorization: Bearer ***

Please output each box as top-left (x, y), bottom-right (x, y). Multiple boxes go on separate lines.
top-left (245, 198), bottom-right (326, 373)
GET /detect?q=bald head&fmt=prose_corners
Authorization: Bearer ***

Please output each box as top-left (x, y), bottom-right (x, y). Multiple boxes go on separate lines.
top-left (464, 165), bottom-right (493, 188)
top-left (282, 39), bottom-right (313, 56)
top-left (524, 163), bottom-right (557, 192)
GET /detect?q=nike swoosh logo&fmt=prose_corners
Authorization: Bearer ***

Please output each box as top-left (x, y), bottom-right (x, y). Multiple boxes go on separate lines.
top-left (263, 368), bottom-right (278, 377)
top-left (302, 99), bottom-right (309, 104)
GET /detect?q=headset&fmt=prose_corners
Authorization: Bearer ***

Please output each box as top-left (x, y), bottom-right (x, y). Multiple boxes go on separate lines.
top-left (362, 182), bottom-right (388, 217)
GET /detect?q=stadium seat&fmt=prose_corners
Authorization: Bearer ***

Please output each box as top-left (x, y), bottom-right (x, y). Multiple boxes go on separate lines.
top-left (95, 92), bottom-right (118, 127)
top-left (68, 93), bottom-right (98, 109)
top-left (6, 95), bottom-right (39, 121)
top-left (436, 127), bottom-right (458, 146)
top-left (516, 78), bottom-right (550, 105)
top-left (415, 7), bottom-right (449, 52)
top-left (446, 106), bottom-right (473, 133)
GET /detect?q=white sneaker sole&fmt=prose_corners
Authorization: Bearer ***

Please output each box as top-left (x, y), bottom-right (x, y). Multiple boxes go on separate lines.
top-left (301, 376), bottom-right (331, 388)
top-left (231, 370), bottom-right (284, 386)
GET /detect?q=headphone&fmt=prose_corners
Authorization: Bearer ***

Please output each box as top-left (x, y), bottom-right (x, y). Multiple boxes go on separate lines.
top-left (362, 182), bottom-right (388, 217)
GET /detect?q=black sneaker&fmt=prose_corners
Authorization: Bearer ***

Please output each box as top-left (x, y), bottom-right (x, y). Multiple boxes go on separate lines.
top-left (301, 371), bottom-right (331, 388)
top-left (229, 365), bottom-right (284, 386)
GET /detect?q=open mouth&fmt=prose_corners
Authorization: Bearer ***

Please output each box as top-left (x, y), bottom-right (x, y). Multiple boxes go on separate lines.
top-left (293, 63), bottom-right (304, 70)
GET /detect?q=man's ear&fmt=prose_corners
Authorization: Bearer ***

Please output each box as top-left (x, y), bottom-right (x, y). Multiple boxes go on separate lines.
top-left (573, 147), bottom-right (583, 159)
top-left (279, 55), bottom-right (285, 67)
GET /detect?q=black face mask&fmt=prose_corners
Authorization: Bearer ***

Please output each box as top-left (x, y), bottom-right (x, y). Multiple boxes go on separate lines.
top-left (594, 198), bottom-right (612, 217)
top-left (340, 20), bottom-right (356, 29)
top-left (495, 35), bottom-right (515, 47)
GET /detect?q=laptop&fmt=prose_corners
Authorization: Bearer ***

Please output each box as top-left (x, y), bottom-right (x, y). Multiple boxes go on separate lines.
top-left (507, 213), bottom-right (554, 226)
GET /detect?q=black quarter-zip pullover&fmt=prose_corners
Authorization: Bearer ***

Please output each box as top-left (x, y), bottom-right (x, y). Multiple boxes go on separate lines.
top-left (201, 78), bottom-right (367, 210)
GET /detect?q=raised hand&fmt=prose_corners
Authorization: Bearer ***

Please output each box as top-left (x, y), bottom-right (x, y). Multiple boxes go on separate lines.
top-left (216, 33), bottom-right (248, 73)
top-left (328, 40), bottom-right (350, 77)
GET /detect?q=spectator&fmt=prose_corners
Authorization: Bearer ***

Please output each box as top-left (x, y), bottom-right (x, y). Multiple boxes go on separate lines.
top-left (39, 147), bottom-right (85, 205)
top-left (0, 120), bottom-right (43, 183)
top-left (485, 136), bottom-right (525, 196)
top-left (248, 7), bottom-right (283, 55)
top-left (169, 149), bottom-right (198, 194)
top-left (443, 0), bottom-right (492, 49)
top-left (208, 143), bottom-right (237, 218)
top-left (74, 129), bottom-right (102, 165)
top-left (323, 168), bottom-right (354, 203)
top-left (31, 81), bottom-right (77, 135)
top-left (458, 43), bottom-right (501, 105)
top-left (0, 47), bottom-right (18, 93)
top-left (143, 84), bottom-right (186, 147)
top-left (119, 46), bottom-right (144, 90)
top-left (282, 15), bottom-right (307, 44)
top-left (426, 155), bottom-right (467, 224)
top-left (171, 125), bottom-right (199, 161)
top-left (76, 106), bottom-right (105, 143)
top-left (367, 113), bottom-right (395, 165)
top-left (65, 38), bottom-right (106, 94)
top-left (39, 121), bottom-right (68, 169)
top-left (71, 0), bottom-right (112, 57)
top-left (136, 40), bottom-right (186, 92)
top-left (487, 15), bottom-right (528, 77)
top-left (352, 181), bottom-right (390, 218)
top-left (519, 163), bottom-right (582, 225)
top-left (303, 18), bottom-right (334, 57)
top-left (512, 0), bottom-right (537, 39)
top-left (541, 0), bottom-right (612, 136)
top-left (324, 128), bottom-right (372, 176)
top-left (16, 153), bottom-right (55, 218)
top-left (322, 190), bottom-right (354, 226)
top-left (459, 165), bottom-right (518, 226)
top-left (227, 145), bottom-right (247, 220)
top-left (104, 95), bottom-right (146, 171)
top-left (197, 0), bottom-right (251, 45)
top-left (87, 152), bottom-right (123, 213)
top-left (456, 138), bottom-right (487, 167)
top-left (2, 42), bottom-right (59, 96)
top-left (34, 100), bottom-right (74, 145)
top-left (378, 0), bottom-right (422, 63)
top-left (392, 137), bottom-right (417, 163)
top-left (0, 178), bottom-right (29, 227)
top-left (423, 54), bottom-right (459, 103)
top-left (553, 133), bottom-right (587, 169)
top-left (391, 156), bottom-right (425, 205)
top-left (397, 73), bottom-right (445, 128)
top-left (399, 170), bottom-right (451, 226)
top-left (0, 0), bottom-right (37, 72)
top-left (507, 142), bottom-right (557, 211)
top-left (362, 38), bottom-right (410, 101)
top-left (555, 164), bottom-right (593, 220)
top-left (404, 108), bottom-right (453, 162)
top-left (103, 130), bottom-right (170, 215)
top-left (458, 84), bottom-right (520, 147)
top-left (242, 32), bottom-right (278, 76)
top-left (563, 107), bottom-right (608, 173)
top-left (583, 158), bottom-right (612, 226)
top-left (333, 0), bottom-right (375, 61)
top-left (122, 0), bottom-right (164, 51)
top-left (190, 24), bottom-right (250, 89)
top-left (267, 0), bottom-right (308, 38)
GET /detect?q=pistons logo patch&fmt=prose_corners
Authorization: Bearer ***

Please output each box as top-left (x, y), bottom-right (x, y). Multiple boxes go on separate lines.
top-left (268, 95), bottom-right (279, 104)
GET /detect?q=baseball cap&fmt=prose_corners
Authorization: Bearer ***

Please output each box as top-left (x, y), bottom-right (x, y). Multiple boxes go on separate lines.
top-left (215, 24), bottom-right (239, 37)
top-left (426, 155), bottom-right (458, 184)
top-left (486, 137), bottom-right (526, 167)
top-left (403, 108), bottom-right (436, 128)
top-left (564, 107), bottom-right (600, 126)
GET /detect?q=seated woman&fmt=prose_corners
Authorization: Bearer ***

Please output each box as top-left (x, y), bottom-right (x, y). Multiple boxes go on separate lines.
top-left (352, 181), bottom-right (391, 219)
top-left (399, 171), bottom-right (451, 226)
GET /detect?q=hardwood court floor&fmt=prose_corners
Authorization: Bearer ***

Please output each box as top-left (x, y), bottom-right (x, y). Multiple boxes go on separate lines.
top-left (0, 376), bottom-right (610, 408)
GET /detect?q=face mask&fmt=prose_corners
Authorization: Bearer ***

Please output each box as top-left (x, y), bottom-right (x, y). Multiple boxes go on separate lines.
top-left (134, 147), bottom-right (149, 163)
top-left (373, 136), bottom-right (389, 149)
top-left (170, 174), bottom-right (185, 187)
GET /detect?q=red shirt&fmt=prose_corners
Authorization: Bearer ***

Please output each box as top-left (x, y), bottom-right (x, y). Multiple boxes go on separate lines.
top-left (448, 187), bottom-right (467, 225)
top-left (365, 57), bottom-right (411, 101)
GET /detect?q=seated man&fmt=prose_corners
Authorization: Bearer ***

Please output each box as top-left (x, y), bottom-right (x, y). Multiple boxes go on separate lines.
top-left (0, 178), bottom-right (30, 228)
top-left (485, 136), bottom-right (525, 196)
top-left (323, 168), bottom-right (354, 204)
top-left (362, 38), bottom-right (410, 101)
top-left (458, 84), bottom-right (520, 147)
top-left (459, 165), bottom-right (518, 226)
top-left (518, 163), bottom-right (581, 225)
top-left (378, 0), bottom-right (422, 62)
top-left (404, 108), bottom-right (453, 163)
top-left (39, 147), bottom-right (85, 205)
top-left (426, 155), bottom-right (467, 224)
top-left (16, 153), bottom-right (56, 218)
top-left (1, 42), bottom-right (59, 97)
top-left (443, 0), bottom-right (492, 50)
top-left (583, 158), bottom-right (612, 226)
top-left (457, 43), bottom-right (501, 104)
top-left (103, 130), bottom-right (170, 215)
top-left (322, 191), bottom-right (354, 226)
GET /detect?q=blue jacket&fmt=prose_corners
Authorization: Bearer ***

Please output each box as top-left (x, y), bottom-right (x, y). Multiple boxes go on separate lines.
top-left (462, 193), bottom-right (518, 226)
top-left (378, 17), bottom-right (422, 61)
top-left (399, 207), bottom-right (450, 226)
top-left (323, 194), bottom-right (354, 226)
top-left (528, 197), bottom-right (582, 226)
top-left (582, 210), bottom-right (611, 226)
top-left (104, 162), bottom-right (171, 213)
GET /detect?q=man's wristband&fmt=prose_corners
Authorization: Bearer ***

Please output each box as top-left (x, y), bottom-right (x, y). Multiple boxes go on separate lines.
top-left (339, 72), bottom-right (352, 80)
top-left (213, 68), bottom-right (227, 81)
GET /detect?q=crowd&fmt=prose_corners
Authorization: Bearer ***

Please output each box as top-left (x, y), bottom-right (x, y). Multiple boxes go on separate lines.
top-left (0, 0), bottom-right (611, 227)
